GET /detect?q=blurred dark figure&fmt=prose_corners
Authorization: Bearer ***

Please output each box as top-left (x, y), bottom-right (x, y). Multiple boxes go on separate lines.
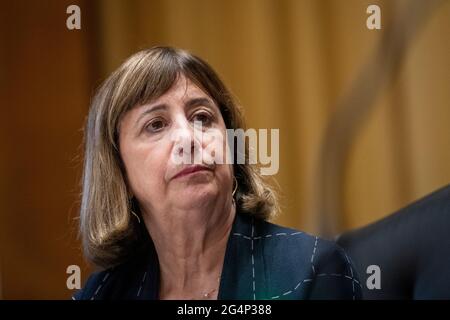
top-left (338, 184), bottom-right (450, 299)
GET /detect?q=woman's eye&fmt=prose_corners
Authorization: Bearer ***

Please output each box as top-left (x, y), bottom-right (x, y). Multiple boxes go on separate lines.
top-left (145, 119), bottom-right (166, 133)
top-left (192, 112), bottom-right (213, 126)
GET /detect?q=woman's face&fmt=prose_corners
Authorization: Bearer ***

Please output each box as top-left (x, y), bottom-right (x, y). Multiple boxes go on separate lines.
top-left (118, 75), bottom-right (233, 215)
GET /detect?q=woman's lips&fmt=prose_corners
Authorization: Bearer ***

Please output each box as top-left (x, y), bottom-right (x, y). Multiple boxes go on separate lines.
top-left (172, 165), bottom-right (213, 179)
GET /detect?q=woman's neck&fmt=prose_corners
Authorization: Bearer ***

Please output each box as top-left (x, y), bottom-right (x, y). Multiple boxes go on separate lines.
top-left (143, 200), bottom-right (236, 299)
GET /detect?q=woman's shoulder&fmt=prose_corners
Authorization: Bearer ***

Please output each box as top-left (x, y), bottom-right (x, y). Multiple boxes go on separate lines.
top-left (254, 221), bottom-right (351, 271)
top-left (72, 268), bottom-right (115, 300)
top-left (255, 218), bottom-right (362, 299)
top-left (72, 240), bottom-right (158, 300)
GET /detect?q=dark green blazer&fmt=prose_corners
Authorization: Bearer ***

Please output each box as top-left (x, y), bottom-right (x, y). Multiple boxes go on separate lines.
top-left (74, 212), bottom-right (362, 300)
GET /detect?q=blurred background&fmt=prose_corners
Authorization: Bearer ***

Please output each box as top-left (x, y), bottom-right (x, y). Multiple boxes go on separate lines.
top-left (0, 0), bottom-right (448, 299)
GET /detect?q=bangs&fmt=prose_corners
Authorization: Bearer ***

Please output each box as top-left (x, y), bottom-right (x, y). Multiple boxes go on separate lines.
top-left (119, 49), bottom-right (183, 113)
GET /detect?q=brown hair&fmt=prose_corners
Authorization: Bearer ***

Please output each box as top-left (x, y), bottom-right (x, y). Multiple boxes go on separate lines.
top-left (80, 47), bottom-right (278, 268)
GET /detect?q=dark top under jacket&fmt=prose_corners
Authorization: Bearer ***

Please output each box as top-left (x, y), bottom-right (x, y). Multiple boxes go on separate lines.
top-left (73, 212), bottom-right (362, 300)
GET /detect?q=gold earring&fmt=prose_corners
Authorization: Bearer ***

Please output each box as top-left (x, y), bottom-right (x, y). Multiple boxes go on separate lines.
top-left (131, 210), bottom-right (141, 224)
top-left (232, 176), bottom-right (238, 197)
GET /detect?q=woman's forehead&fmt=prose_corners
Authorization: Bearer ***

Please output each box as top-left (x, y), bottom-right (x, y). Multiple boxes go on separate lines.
top-left (155, 75), bottom-right (209, 102)
top-left (119, 78), bottom-right (218, 126)
top-left (137, 75), bottom-right (217, 113)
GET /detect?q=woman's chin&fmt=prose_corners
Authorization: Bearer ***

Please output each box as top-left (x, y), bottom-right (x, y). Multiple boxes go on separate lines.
top-left (170, 184), bottom-right (219, 209)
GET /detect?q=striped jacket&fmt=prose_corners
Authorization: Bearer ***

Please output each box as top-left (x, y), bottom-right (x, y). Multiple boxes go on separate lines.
top-left (74, 212), bottom-right (362, 300)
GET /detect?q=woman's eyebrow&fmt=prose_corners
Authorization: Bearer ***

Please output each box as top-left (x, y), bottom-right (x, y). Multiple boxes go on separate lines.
top-left (185, 97), bottom-right (215, 110)
top-left (135, 104), bottom-right (167, 126)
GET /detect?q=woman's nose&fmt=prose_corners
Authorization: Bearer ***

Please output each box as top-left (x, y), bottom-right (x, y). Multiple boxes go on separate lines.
top-left (171, 118), bottom-right (203, 164)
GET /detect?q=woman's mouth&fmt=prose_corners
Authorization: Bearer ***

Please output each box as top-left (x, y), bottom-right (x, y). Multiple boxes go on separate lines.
top-left (172, 165), bottom-right (213, 179)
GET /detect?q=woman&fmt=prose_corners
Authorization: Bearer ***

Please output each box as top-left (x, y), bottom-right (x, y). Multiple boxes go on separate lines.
top-left (74, 47), bottom-right (361, 300)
